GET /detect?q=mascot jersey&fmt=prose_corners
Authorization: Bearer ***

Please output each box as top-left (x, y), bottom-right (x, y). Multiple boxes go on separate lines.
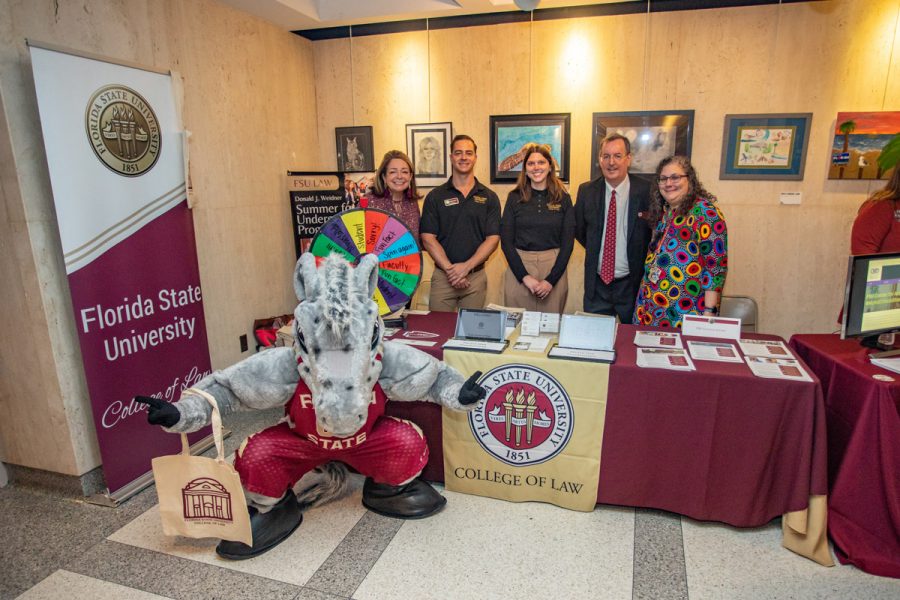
top-left (233, 355), bottom-right (430, 499)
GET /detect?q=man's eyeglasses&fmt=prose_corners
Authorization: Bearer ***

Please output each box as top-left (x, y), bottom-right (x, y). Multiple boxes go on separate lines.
top-left (657, 174), bottom-right (686, 184)
top-left (600, 153), bottom-right (627, 162)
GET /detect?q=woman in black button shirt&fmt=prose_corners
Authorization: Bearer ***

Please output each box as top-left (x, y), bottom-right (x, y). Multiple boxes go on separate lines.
top-left (500, 143), bottom-right (575, 313)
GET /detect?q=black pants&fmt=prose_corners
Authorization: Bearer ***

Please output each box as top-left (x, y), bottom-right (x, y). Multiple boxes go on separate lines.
top-left (583, 274), bottom-right (638, 324)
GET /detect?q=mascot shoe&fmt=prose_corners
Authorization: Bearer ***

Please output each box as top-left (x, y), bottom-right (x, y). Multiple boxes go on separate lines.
top-left (362, 477), bottom-right (447, 519)
top-left (216, 493), bottom-right (303, 560)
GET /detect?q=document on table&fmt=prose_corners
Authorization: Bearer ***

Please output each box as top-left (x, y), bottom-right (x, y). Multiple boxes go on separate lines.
top-left (442, 338), bottom-right (508, 353)
top-left (745, 355), bottom-right (812, 381)
top-left (548, 345), bottom-right (616, 363)
top-left (738, 339), bottom-right (794, 359)
top-left (512, 335), bottom-right (552, 353)
top-left (634, 330), bottom-right (683, 348)
top-left (636, 347), bottom-right (696, 371)
top-left (392, 339), bottom-right (437, 348)
top-left (869, 355), bottom-right (900, 374)
top-left (687, 340), bottom-right (742, 362)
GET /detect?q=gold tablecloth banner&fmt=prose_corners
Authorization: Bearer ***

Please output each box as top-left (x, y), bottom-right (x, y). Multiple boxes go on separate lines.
top-left (783, 494), bottom-right (834, 566)
top-left (442, 348), bottom-right (608, 512)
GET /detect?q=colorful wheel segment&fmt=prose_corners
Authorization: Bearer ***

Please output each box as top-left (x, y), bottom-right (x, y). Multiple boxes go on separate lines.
top-left (309, 208), bottom-right (422, 315)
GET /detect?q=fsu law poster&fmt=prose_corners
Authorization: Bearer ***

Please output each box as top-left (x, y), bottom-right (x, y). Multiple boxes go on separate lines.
top-left (29, 44), bottom-right (211, 499)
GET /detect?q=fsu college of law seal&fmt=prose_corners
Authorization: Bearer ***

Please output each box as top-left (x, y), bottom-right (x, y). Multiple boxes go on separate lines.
top-left (85, 84), bottom-right (161, 177)
top-left (468, 364), bottom-right (573, 467)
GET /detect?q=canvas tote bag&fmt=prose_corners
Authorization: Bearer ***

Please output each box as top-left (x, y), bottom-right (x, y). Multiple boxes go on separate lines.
top-left (151, 388), bottom-right (252, 545)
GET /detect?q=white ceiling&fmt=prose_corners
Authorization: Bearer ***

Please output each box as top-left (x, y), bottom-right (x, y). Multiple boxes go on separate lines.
top-left (216, 0), bottom-right (623, 32)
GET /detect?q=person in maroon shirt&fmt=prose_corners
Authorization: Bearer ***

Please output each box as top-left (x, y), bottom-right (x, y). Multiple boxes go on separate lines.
top-left (362, 150), bottom-right (422, 244)
top-left (851, 166), bottom-right (900, 255)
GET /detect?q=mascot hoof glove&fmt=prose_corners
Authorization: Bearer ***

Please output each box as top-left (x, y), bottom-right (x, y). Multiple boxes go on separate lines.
top-left (362, 477), bottom-right (447, 519)
top-left (216, 493), bottom-right (302, 560)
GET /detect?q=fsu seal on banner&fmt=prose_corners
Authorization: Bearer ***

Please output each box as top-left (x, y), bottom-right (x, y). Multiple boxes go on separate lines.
top-left (469, 364), bottom-right (573, 467)
top-left (443, 350), bottom-right (609, 511)
top-left (86, 84), bottom-right (161, 177)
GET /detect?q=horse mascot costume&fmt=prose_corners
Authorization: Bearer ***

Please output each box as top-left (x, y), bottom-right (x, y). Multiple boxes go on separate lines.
top-left (137, 252), bottom-right (485, 559)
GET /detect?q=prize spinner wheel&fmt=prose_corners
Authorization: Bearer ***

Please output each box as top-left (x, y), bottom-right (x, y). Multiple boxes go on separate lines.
top-left (309, 208), bottom-right (422, 315)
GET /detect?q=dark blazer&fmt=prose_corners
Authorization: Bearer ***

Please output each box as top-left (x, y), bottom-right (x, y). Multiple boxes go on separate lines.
top-left (574, 175), bottom-right (652, 304)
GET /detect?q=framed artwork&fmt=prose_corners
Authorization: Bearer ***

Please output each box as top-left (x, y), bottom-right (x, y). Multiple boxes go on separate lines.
top-left (590, 110), bottom-right (694, 181)
top-left (828, 111), bottom-right (900, 180)
top-left (720, 113), bottom-right (812, 180)
top-left (335, 126), bottom-right (374, 172)
top-left (489, 113), bottom-right (570, 183)
top-left (405, 122), bottom-right (452, 187)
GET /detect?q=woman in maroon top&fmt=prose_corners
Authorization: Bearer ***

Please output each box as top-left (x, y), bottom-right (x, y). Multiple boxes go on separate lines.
top-left (362, 150), bottom-right (422, 244)
top-left (851, 166), bottom-right (900, 255)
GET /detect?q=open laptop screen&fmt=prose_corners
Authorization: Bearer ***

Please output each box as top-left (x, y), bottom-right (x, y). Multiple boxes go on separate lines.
top-left (454, 309), bottom-right (506, 341)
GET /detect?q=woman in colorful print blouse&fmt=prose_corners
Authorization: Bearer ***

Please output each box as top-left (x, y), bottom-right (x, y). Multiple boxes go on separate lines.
top-left (633, 155), bottom-right (727, 328)
top-left (362, 150), bottom-right (422, 244)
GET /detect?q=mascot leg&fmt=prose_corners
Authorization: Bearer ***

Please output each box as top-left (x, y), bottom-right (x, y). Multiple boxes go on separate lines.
top-left (216, 491), bottom-right (302, 560)
top-left (362, 476), bottom-right (446, 519)
top-left (346, 417), bottom-right (447, 519)
top-left (216, 424), bottom-right (314, 560)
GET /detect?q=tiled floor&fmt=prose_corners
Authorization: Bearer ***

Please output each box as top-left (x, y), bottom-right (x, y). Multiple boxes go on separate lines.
top-left (2, 408), bottom-right (897, 600)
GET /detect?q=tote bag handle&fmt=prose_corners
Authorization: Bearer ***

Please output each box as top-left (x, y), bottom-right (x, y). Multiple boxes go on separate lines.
top-left (179, 387), bottom-right (227, 463)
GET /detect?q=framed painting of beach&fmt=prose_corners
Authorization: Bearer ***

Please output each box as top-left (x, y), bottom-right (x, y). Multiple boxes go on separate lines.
top-left (590, 110), bottom-right (694, 181)
top-left (489, 113), bottom-right (570, 183)
top-left (720, 113), bottom-right (812, 180)
top-left (828, 111), bottom-right (900, 180)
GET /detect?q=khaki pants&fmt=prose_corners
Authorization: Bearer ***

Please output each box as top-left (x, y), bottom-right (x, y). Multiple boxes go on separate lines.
top-left (429, 268), bottom-right (487, 312)
top-left (503, 248), bottom-right (568, 313)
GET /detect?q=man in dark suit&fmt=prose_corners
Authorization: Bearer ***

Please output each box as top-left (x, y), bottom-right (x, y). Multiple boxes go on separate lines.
top-left (575, 133), bottom-right (652, 323)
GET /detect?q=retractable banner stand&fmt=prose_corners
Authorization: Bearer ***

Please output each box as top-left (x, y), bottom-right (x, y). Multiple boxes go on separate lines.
top-left (29, 44), bottom-right (212, 502)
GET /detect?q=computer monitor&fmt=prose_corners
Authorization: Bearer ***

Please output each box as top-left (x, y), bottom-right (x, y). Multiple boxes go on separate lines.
top-left (841, 252), bottom-right (900, 346)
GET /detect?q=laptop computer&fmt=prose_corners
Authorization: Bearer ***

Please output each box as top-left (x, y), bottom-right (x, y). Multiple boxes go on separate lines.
top-left (548, 314), bottom-right (617, 362)
top-left (442, 309), bottom-right (509, 353)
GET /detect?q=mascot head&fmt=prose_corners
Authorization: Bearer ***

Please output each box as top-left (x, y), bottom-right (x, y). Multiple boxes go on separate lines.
top-left (291, 252), bottom-right (383, 437)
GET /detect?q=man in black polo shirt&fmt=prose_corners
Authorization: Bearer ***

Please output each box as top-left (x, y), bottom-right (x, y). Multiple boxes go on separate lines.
top-left (420, 134), bottom-right (500, 312)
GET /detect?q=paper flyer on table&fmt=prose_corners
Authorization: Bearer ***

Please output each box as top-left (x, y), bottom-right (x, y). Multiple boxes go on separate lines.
top-left (636, 347), bottom-right (696, 371)
top-left (687, 340), bottom-right (743, 362)
top-left (512, 336), bottom-right (552, 353)
top-left (745, 356), bottom-right (812, 381)
top-left (634, 330), bottom-right (683, 348)
top-left (738, 339), bottom-right (794, 359)
top-left (869, 355), bottom-right (900, 374)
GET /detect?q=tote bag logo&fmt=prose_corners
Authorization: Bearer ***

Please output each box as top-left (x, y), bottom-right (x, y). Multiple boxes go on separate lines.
top-left (85, 84), bottom-right (161, 176)
top-left (182, 477), bottom-right (234, 523)
top-left (468, 364), bottom-right (573, 467)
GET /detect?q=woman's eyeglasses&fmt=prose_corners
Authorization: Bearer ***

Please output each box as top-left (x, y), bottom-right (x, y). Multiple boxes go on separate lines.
top-left (657, 174), bottom-right (686, 184)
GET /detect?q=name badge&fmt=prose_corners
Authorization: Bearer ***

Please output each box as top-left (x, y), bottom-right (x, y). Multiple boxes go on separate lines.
top-left (444, 198), bottom-right (459, 207)
top-left (473, 195), bottom-right (487, 204)
top-left (548, 204), bottom-right (561, 212)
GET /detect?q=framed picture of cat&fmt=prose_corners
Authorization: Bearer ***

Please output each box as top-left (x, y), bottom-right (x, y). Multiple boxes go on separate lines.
top-left (335, 126), bottom-right (374, 172)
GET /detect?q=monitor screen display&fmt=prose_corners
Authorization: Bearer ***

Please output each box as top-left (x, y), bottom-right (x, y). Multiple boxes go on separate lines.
top-left (841, 252), bottom-right (900, 338)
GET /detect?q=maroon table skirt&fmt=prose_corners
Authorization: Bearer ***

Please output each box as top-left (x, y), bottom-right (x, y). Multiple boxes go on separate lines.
top-left (385, 315), bottom-right (828, 528)
top-left (790, 334), bottom-right (900, 578)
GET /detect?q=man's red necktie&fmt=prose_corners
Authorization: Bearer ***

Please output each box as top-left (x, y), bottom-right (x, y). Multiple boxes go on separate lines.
top-left (600, 189), bottom-right (617, 285)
